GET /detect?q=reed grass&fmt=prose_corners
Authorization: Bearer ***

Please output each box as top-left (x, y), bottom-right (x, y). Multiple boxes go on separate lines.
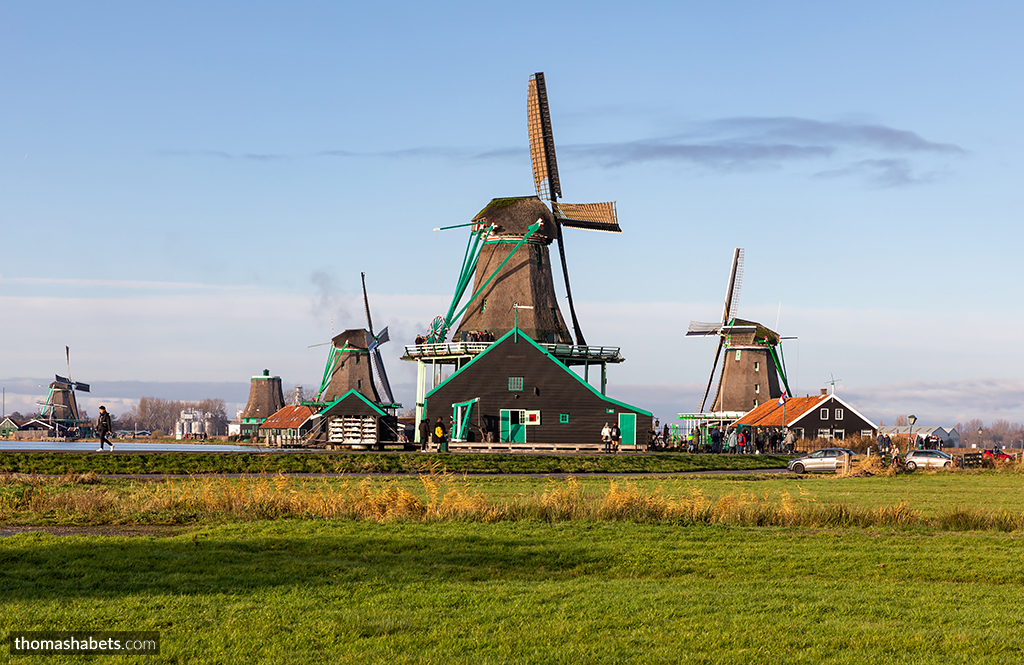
top-left (3, 472), bottom-right (1024, 532)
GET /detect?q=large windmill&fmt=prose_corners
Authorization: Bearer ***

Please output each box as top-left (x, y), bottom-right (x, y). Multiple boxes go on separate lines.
top-left (316, 273), bottom-right (396, 406)
top-left (687, 248), bottom-right (794, 413)
top-left (436, 72), bottom-right (622, 346)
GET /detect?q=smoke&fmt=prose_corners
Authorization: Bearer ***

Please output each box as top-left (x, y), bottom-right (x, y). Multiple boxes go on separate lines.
top-left (308, 271), bottom-right (351, 331)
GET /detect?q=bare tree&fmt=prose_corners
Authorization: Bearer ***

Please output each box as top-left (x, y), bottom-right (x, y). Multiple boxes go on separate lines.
top-left (895, 415), bottom-right (908, 426)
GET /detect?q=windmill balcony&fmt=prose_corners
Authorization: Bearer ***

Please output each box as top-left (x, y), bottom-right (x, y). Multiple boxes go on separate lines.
top-left (402, 341), bottom-right (624, 365)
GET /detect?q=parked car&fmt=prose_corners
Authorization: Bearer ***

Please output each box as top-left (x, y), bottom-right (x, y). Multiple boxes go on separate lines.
top-left (787, 448), bottom-right (857, 474)
top-left (982, 449), bottom-right (1013, 463)
top-left (905, 449), bottom-right (954, 471)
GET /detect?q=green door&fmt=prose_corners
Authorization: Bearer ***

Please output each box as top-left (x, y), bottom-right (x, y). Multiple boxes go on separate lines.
top-left (500, 409), bottom-right (525, 443)
top-left (618, 413), bottom-right (636, 446)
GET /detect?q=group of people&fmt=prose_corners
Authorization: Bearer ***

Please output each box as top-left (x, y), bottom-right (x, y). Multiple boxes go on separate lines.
top-left (413, 331), bottom-right (496, 345)
top-left (600, 422), bottom-right (621, 453)
top-left (418, 416), bottom-right (450, 450)
top-left (464, 331), bottom-right (495, 343)
top-left (686, 425), bottom-right (796, 455)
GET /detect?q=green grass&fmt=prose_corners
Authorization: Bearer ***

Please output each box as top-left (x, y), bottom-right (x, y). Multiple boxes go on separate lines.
top-left (0, 452), bottom-right (790, 476)
top-left (3, 521), bottom-right (1024, 663)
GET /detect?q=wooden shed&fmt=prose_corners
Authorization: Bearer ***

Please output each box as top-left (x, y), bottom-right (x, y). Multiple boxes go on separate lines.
top-left (425, 327), bottom-right (651, 449)
top-left (319, 389), bottom-right (399, 448)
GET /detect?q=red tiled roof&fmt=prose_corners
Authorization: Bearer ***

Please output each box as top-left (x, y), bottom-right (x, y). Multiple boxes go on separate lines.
top-left (258, 405), bottom-right (315, 430)
top-left (734, 394), bottom-right (829, 428)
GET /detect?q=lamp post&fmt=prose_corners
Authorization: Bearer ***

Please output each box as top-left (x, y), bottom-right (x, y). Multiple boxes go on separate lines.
top-left (978, 427), bottom-right (983, 449)
top-left (908, 414), bottom-right (917, 450)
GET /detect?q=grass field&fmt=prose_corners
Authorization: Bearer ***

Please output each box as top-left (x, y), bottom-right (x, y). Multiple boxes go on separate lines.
top-left (4, 470), bottom-right (1024, 662)
top-left (3, 520), bottom-right (1024, 663)
top-left (0, 451), bottom-right (790, 476)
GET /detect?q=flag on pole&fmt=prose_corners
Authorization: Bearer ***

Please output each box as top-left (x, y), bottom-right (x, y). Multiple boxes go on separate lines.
top-left (778, 393), bottom-right (787, 407)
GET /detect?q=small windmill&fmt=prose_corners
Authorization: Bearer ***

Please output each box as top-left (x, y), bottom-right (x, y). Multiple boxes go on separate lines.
top-left (314, 273), bottom-right (396, 406)
top-left (361, 272), bottom-right (395, 405)
top-left (687, 248), bottom-right (795, 413)
top-left (527, 72), bottom-right (621, 346)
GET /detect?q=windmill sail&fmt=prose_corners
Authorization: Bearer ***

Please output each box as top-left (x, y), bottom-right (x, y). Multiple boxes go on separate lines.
top-left (361, 273), bottom-right (396, 405)
top-left (527, 72), bottom-right (627, 347)
top-left (552, 202), bottom-right (621, 233)
top-left (527, 73), bottom-right (561, 201)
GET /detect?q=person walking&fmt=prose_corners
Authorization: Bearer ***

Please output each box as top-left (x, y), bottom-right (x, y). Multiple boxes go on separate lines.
top-left (434, 417), bottom-right (447, 446)
top-left (601, 422), bottom-right (612, 453)
top-left (418, 417), bottom-right (430, 451)
top-left (727, 427), bottom-right (738, 454)
top-left (96, 405), bottom-right (115, 452)
top-left (610, 422), bottom-right (621, 452)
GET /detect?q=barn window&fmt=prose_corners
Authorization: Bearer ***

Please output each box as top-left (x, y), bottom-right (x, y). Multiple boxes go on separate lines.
top-left (606, 408), bottom-right (615, 414)
top-left (755, 384), bottom-right (760, 394)
top-left (754, 361), bottom-right (760, 372)
top-left (820, 408), bottom-right (828, 419)
top-left (508, 377), bottom-right (524, 391)
top-left (735, 350), bottom-right (741, 361)
top-left (481, 299), bottom-right (487, 313)
top-left (835, 408), bottom-right (844, 420)
top-left (560, 414), bottom-right (569, 424)
top-left (551, 308), bottom-right (558, 324)
top-left (753, 399), bottom-right (758, 407)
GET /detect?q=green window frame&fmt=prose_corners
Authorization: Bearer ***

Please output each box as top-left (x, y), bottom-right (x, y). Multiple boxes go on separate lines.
top-left (508, 376), bottom-right (524, 391)
top-left (560, 414), bottom-right (569, 424)
top-left (481, 298), bottom-right (487, 313)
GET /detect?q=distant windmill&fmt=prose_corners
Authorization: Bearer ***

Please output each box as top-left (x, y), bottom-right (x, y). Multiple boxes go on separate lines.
top-left (315, 273), bottom-right (395, 406)
top-left (827, 374), bottom-right (843, 394)
top-left (687, 248), bottom-right (795, 412)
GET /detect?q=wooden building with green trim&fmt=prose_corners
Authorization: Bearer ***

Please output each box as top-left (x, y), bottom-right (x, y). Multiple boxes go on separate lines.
top-left (424, 328), bottom-right (651, 449)
top-left (318, 389), bottom-right (400, 448)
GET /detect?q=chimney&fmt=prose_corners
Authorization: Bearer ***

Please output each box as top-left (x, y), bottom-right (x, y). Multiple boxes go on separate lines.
top-left (820, 388), bottom-right (828, 396)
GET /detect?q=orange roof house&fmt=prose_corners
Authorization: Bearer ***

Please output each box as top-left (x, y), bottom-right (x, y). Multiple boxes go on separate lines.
top-left (258, 404), bottom-right (316, 446)
top-left (734, 390), bottom-right (877, 441)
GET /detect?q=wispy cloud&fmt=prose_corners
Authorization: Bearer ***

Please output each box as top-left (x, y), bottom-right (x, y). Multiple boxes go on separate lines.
top-left (158, 116), bottom-right (963, 186)
top-left (0, 276), bottom-right (252, 291)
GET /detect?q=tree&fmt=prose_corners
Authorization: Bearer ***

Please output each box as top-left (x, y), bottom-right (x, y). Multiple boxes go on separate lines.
top-left (895, 415), bottom-right (908, 426)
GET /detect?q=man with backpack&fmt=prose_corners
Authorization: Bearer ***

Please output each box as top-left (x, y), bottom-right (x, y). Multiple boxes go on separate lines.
top-left (96, 405), bottom-right (115, 452)
top-left (610, 422), bottom-right (621, 452)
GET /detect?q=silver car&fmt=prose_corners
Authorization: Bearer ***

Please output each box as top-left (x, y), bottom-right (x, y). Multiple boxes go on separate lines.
top-left (905, 449), bottom-right (954, 471)
top-left (787, 448), bottom-right (857, 474)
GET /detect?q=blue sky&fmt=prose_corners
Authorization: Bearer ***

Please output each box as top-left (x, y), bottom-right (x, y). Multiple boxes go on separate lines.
top-left (2, 1), bottom-right (1022, 427)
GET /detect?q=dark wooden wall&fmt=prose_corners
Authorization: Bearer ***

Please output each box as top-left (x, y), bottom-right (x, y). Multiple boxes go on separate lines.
top-left (426, 334), bottom-right (651, 444)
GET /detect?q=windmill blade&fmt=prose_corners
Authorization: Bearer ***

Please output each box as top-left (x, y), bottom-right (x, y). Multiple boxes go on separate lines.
top-left (687, 321), bottom-right (723, 336)
top-left (699, 337), bottom-right (725, 413)
top-left (360, 272), bottom-right (375, 336)
top-left (366, 326), bottom-right (390, 353)
top-left (721, 248), bottom-right (744, 325)
top-left (527, 72), bottom-right (561, 202)
top-left (370, 348), bottom-right (395, 404)
top-left (553, 202), bottom-right (621, 233)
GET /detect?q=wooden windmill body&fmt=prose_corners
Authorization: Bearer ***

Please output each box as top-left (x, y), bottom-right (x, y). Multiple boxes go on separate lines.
top-left (453, 197), bottom-right (572, 343)
top-left (319, 329), bottom-right (380, 404)
top-left (688, 249), bottom-right (794, 413)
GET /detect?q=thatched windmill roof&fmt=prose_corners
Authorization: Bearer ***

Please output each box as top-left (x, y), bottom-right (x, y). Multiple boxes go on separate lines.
top-left (473, 197), bottom-right (556, 242)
